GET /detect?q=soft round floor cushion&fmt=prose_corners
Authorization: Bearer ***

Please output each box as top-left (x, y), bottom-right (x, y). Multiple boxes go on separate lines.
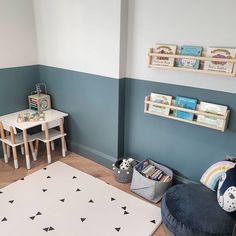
top-left (161, 183), bottom-right (236, 236)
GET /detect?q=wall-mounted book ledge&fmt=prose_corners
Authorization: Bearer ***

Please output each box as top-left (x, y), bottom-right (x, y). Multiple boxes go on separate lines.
top-left (148, 46), bottom-right (236, 77)
top-left (144, 96), bottom-right (230, 132)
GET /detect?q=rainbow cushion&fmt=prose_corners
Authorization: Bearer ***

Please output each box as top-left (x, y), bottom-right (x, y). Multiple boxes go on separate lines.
top-left (200, 161), bottom-right (235, 191)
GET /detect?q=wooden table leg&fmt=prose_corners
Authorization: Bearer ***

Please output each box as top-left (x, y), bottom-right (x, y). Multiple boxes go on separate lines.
top-left (0, 123), bottom-right (8, 163)
top-left (1, 142), bottom-right (8, 163)
top-left (23, 129), bottom-right (31, 169)
top-left (10, 127), bottom-right (18, 169)
top-left (44, 123), bottom-right (52, 163)
top-left (29, 141), bottom-right (37, 161)
top-left (60, 119), bottom-right (66, 157)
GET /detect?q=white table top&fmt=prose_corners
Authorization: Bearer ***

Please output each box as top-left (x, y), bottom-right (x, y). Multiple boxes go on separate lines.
top-left (0, 109), bottom-right (68, 130)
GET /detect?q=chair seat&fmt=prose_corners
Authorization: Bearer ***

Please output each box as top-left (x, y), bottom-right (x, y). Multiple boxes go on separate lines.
top-left (0, 133), bottom-right (35, 147)
top-left (32, 129), bottom-right (66, 143)
top-left (161, 183), bottom-right (236, 236)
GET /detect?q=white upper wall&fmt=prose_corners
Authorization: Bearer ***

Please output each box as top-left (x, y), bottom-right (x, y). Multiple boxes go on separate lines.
top-left (33, 0), bottom-right (122, 79)
top-left (0, 0), bottom-right (37, 68)
top-left (126, 0), bottom-right (236, 93)
top-left (1, 0), bottom-right (236, 93)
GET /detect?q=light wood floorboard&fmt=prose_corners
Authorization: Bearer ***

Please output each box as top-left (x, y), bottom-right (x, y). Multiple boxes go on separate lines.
top-left (0, 148), bottom-right (170, 236)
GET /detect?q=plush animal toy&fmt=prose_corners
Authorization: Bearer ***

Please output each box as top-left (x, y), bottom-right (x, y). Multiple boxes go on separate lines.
top-left (217, 165), bottom-right (236, 212)
top-left (119, 158), bottom-right (135, 170)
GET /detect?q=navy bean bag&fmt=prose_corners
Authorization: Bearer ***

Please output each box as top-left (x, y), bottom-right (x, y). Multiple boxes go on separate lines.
top-left (161, 183), bottom-right (236, 236)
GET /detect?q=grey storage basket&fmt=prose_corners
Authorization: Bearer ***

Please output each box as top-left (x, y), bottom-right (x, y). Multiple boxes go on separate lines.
top-left (130, 160), bottom-right (173, 203)
top-left (113, 159), bottom-right (134, 183)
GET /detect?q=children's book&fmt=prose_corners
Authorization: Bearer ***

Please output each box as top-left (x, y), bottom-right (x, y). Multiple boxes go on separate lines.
top-left (148, 93), bottom-right (172, 115)
top-left (176, 45), bottom-right (202, 69)
top-left (203, 47), bottom-right (236, 73)
top-left (198, 102), bottom-right (227, 115)
top-left (174, 96), bottom-right (197, 121)
top-left (196, 102), bottom-right (228, 128)
top-left (152, 44), bottom-right (177, 67)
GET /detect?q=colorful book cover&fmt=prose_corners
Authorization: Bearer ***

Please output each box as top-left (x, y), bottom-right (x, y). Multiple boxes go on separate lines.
top-left (196, 102), bottom-right (228, 128)
top-left (148, 93), bottom-right (172, 115)
top-left (175, 96), bottom-right (197, 121)
top-left (176, 45), bottom-right (202, 69)
top-left (152, 44), bottom-right (177, 67)
top-left (203, 47), bottom-right (236, 73)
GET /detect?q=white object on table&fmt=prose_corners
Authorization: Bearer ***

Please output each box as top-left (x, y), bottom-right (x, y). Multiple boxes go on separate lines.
top-left (0, 109), bottom-right (68, 169)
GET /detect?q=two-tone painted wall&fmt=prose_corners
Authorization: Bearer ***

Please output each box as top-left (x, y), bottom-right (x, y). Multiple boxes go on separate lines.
top-left (1, 0), bottom-right (236, 182)
top-left (0, 0), bottom-right (38, 114)
top-left (124, 0), bottom-right (236, 181)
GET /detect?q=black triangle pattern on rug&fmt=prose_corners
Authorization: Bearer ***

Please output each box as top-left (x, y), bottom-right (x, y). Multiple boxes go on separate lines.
top-left (150, 220), bottom-right (156, 224)
top-left (115, 227), bottom-right (121, 232)
top-left (60, 199), bottom-right (65, 202)
top-left (124, 211), bottom-right (129, 215)
top-left (0, 191), bottom-right (3, 194)
top-left (43, 226), bottom-right (54, 232)
top-left (47, 176), bottom-right (51, 179)
top-left (88, 199), bottom-right (94, 203)
top-left (80, 218), bottom-right (86, 222)
top-left (43, 167), bottom-right (47, 170)
top-left (111, 197), bottom-right (115, 201)
top-left (9, 200), bottom-right (14, 204)
top-left (76, 188), bottom-right (81, 192)
top-left (1, 217), bottom-right (7, 222)
top-left (72, 176), bottom-right (77, 179)
top-left (122, 206), bottom-right (126, 210)
top-left (42, 189), bottom-right (47, 192)
top-left (30, 211), bottom-right (42, 220)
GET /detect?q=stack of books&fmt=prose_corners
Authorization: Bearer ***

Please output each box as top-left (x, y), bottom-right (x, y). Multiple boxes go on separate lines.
top-left (139, 163), bottom-right (171, 182)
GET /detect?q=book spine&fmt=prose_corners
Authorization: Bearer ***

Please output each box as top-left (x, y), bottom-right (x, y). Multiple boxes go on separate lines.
top-left (144, 166), bottom-right (155, 177)
top-left (152, 170), bottom-right (161, 179)
top-left (146, 168), bottom-right (157, 178)
top-left (141, 165), bottom-right (153, 175)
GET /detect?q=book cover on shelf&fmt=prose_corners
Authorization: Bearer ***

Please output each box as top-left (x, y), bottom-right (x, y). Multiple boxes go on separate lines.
top-left (203, 47), bottom-right (236, 73)
top-left (196, 102), bottom-right (228, 128)
top-left (148, 93), bottom-right (172, 115)
top-left (198, 102), bottom-right (227, 115)
top-left (175, 96), bottom-right (197, 121)
top-left (176, 45), bottom-right (202, 69)
top-left (152, 44), bottom-right (177, 67)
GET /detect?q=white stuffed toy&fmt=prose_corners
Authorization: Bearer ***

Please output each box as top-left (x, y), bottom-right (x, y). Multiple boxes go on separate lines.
top-left (119, 158), bottom-right (135, 170)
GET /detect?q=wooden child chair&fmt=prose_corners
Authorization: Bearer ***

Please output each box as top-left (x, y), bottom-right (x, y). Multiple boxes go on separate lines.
top-left (0, 121), bottom-right (36, 169)
top-left (33, 118), bottom-right (67, 163)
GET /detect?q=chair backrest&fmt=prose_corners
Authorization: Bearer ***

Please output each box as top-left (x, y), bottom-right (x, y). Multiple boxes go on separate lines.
top-left (42, 118), bottom-right (63, 131)
top-left (0, 121), bottom-right (17, 134)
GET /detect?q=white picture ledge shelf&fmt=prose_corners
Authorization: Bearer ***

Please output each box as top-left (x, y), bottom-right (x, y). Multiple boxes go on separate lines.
top-left (144, 96), bottom-right (230, 132)
top-left (148, 48), bottom-right (236, 77)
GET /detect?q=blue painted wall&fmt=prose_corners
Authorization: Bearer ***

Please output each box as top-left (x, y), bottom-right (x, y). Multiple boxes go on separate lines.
top-left (38, 65), bottom-right (123, 167)
top-left (0, 66), bottom-right (39, 115)
top-left (1, 65), bottom-right (235, 182)
top-left (124, 78), bottom-right (236, 181)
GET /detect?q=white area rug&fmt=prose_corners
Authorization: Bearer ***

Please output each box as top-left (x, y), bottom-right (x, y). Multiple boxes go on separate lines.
top-left (0, 161), bottom-right (161, 236)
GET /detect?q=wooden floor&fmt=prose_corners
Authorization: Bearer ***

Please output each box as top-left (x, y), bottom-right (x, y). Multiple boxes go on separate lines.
top-left (0, 149), bottom-right (169, 236)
